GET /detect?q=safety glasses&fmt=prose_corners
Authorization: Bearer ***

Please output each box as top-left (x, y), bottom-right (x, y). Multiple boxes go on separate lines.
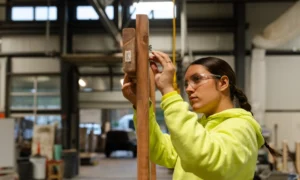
top-left (184, 73), bottom-right (222, 90)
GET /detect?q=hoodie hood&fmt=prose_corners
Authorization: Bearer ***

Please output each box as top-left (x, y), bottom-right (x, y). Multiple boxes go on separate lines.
top-left (200, 108), bottom-right (265, 148)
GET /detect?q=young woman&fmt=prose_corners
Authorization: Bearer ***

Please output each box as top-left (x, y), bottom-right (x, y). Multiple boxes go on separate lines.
top-left (122, 51), bottom-right (273, 180)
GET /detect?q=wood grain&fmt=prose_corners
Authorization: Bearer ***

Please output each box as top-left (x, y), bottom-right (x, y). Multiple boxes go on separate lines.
top-left (296, 142), bottom-right (300, 174)
top-left (122, 28), bottom-right (137, 77)
top-left (282, 141), bottom-right (288, 172)
top-left (136, 14), bottom-right (150, 180)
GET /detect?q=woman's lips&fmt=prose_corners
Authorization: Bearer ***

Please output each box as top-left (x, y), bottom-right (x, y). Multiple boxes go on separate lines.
top-left (189, 97), bottom-right (198, 102)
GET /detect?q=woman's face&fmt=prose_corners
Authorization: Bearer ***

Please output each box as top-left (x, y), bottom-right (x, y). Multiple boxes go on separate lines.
top-left (184, 64), bottom-right (222, 114)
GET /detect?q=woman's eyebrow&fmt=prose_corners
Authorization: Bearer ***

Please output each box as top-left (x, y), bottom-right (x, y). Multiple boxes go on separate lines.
top-left (190, 73), bottom-right (201, 78)
top-left (185, 72), bottom-right (204, 82)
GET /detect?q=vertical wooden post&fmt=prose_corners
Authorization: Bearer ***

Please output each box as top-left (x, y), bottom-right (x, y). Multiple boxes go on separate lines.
top-left (267, 142), bottom-right (277, 169)
top-left (296, 142), bottom-right (300, 174)
top-left (274, 124), bottom-right (278, 149)
top-left (136, 14), bottom-right (150, 180)
top-left (282, 141), bottom-right (288, 172)
top-left (149, 68), bottom-right (157, 180)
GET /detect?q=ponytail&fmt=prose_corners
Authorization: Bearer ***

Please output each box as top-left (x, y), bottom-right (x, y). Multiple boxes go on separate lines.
top-left (232, 86), bottom-right (252, 112)
top-left (264, 141), bottom-right (282, 158)
top-left (232, 85), bottom-right (282, 158)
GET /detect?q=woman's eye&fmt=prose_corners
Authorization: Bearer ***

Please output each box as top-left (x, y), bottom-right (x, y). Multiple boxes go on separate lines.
top-left (192, 75), bottom-right (202, 83)
top-left (184, 82), bottom-right (188, 87)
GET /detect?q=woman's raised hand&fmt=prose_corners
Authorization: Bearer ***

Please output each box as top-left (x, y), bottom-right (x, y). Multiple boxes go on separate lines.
top-left (150, 51), bottom-right (175, 95)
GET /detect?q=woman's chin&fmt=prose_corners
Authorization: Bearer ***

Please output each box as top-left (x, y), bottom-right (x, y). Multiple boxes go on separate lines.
top-left (191, 103), bottom-right (203, 112)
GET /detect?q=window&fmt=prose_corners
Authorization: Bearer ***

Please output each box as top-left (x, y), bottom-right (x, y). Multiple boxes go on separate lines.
top-left (11, 96), bottom-right (34, 110)
top-left (130, 1), bottom-right (176, 19)
top-left (35, 6), bottom-right (57, 21)
top-left (76, 5), bottom-right (114, 20)
top-left (11, 76), bottom-right (35, 93)
top-left (10, 76), bottom-right (61, 110)
top-left (12, 6), bottom-right (57, 21)
top-left (80, 123), bottom-right (101, 135)
top-left (12, 7), bottom-right (34, 21)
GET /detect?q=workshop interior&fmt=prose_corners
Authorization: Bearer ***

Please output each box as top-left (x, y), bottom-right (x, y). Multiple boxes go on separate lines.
top-left (0, 0), bottom-right (300, 179)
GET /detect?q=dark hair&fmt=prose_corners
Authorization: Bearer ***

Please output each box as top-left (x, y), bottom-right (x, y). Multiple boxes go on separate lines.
top-left (188, 57), bottom-right (281, 158)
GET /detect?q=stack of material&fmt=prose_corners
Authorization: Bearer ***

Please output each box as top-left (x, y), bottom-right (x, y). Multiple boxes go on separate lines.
top-left (79, 129), bottom-right (99, 165)
top-left (88, 130), bottom-right (98, 153)
top-left (80, 128), bottom-right (88, 152)
top-left (31, 124), bottom-right (55, 160)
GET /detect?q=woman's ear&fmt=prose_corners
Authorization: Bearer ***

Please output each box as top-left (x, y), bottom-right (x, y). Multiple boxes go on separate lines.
top-left (218, 76), bottom-right (230, 92)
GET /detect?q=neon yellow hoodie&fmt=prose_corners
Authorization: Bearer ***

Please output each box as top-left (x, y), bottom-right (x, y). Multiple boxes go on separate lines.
top-left (133, 92), bottom-right (265, 180)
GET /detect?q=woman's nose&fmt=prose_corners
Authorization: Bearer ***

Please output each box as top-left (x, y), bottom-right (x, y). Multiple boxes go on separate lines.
top-left (185, 83), bottom-right (194, 94)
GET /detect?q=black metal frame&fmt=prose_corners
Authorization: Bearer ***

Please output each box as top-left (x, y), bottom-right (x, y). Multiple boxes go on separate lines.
top-left (0, 0), bottom-right (239, 35)
top-left (5, 57), bottom-right (11, 117)
top-left (10, 110), bottom-right (62, 114)
top-left (234, 2), bottom-right (246, 91)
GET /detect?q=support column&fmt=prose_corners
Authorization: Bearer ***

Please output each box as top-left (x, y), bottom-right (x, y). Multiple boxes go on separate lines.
top-left (122, 1), bottom-right (131, 29)
top-left (4, 57), bottom-right (11, 117)
top-left (61, 62), bottom-right (79, 149)
top-left (59, 0), bottom-right (79, 176)
top-left (234, 2), bottom-right (246, 90)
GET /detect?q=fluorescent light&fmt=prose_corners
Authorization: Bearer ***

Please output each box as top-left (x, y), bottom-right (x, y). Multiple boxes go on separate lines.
top-left (79, 79), bottom-right (87, 87)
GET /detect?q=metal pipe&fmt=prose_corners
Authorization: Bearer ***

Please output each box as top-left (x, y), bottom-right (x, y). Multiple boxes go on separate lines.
top-left (88, 0), bottom-right (122, 48)
top-left (180, 0), bottom-right (187, 58)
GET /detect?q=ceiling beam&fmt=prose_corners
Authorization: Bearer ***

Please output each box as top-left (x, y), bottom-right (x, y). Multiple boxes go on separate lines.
top-left (187, 0), bottom-right (297, 3)
top-left (88, 0), bottom-right (122, 49)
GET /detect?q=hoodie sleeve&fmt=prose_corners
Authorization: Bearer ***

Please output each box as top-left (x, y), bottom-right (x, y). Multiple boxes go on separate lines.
top-left (133, 102), bottom-right (178, 168)
top-left (161, 93), bottom-right (259, 180)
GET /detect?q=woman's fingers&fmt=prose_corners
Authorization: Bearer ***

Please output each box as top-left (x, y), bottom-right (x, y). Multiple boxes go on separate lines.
top-left (122, 74), bottom-right (134, 90)
top-left (122, 81), bottom-right (132, 88)
top-left (150, 61), bottom-right (159, 75)
top-left (123, 73), bottom-right (130, 84)
top-left (151, 51), bottom-right (168, 67)
top-left (155, 51), bottom-right (171, 62)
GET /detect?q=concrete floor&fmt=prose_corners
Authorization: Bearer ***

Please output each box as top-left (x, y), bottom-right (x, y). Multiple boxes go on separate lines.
top-left (74, 152), bottom-right (173, 180)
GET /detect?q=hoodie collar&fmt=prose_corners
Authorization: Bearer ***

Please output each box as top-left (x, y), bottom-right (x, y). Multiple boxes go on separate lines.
top-left (199, 108), bottom-right (265, 148)
top-left (199, 108), bottom-right (252, 124)
top-left (207, 108), bottom-right (252, 120)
